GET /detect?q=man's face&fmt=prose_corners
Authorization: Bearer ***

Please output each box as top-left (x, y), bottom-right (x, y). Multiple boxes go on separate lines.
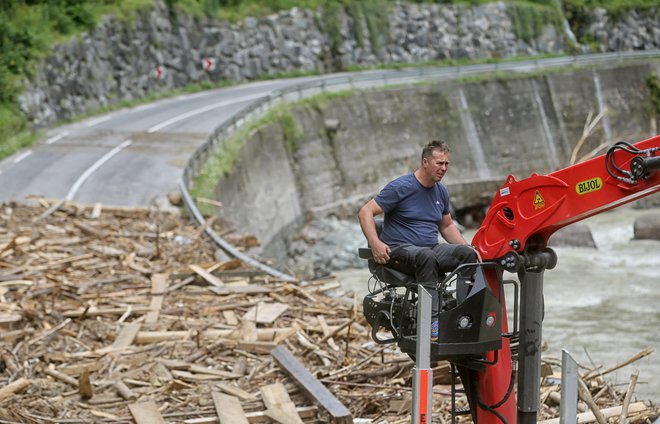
top-left (423, 149), bottom-right (450, 182)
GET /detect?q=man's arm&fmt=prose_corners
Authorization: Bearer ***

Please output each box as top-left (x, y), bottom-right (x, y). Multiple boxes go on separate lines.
top-left (358, 199), bottom-right (391, 264)
top-left (439, 213), bottom-right (468, 245)
top-left (440, 213), bottom-right (481, 261)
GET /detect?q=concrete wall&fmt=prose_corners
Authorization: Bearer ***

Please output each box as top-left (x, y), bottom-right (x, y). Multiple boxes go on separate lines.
top-left (211, 62), bottom-right (658, 258)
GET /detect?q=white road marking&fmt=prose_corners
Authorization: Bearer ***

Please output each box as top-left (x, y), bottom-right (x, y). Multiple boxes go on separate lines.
top-left (131, 103), bottom-right (157, 112)
top-left (147, 92), bottom-right (265, 133)
top-left (13, 150), bottom-right (32, 164)
top-left (84, 115), bottom-right (112, 127)
top-left (45, 131), bottom-right (68, 144)
top-left (65, 139), bottom-right (132, 201)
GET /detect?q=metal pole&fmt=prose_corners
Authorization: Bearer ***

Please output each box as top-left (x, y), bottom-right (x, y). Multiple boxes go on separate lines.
top-left (560, 349), bottom-right (578, 424)
top-left (412, 287), bottom-right (433, 424)
top-left (516, 269), bottom-right (544, 424)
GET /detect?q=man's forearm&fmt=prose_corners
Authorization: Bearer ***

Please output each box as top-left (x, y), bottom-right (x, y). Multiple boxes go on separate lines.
top-left (441, 223), bottom-right (468, 245)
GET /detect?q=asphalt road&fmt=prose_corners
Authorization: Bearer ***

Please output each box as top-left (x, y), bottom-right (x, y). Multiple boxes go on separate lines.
top-left (1, 52), bottom-right (657, 211)
top-left (0, 78), bottom-right (307, 210)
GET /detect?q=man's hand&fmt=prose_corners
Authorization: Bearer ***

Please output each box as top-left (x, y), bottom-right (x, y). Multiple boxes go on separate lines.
top-left (372, 239), bottom-right (391, 264)
top-left (358, 199), bottom-right (390, 264)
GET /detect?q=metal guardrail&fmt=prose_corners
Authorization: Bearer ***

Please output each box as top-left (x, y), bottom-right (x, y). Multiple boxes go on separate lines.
top-left (179, 50), bottom-right (660, 280)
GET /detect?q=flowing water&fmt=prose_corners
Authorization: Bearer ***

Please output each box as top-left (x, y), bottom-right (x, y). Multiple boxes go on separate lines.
top-left (334, 206), bottom-right (660, 400)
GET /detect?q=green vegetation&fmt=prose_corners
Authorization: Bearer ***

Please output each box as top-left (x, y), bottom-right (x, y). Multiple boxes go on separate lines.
top-left (0, 0), bottom-right (657, 161)
top-left (189, 89), bottom-right (358, 209)
top-left (189, 107), bottom-right (301, 212)
top-left (647, 75), bottom-right (660, 118)
top-left (0, 0), bottom-right (153, 160)
top-left (508, 1), bottom-right (564, 43)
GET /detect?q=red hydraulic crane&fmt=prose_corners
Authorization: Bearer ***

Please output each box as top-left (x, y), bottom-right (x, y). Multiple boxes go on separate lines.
top-left (361, 134), bottom-right (660, 424)
top-left (470, 134), bottom-right (660, 424)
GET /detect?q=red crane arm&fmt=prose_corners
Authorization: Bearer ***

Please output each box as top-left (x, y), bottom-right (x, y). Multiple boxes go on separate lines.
top-left (472, 135), bottom-right (660, 260)
top-left (465, 135), bottom-right (660, 424)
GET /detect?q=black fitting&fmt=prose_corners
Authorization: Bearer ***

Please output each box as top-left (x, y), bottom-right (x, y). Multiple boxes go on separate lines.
top-left (631, 156), bottom-right (660, 179)
top-left (498, 251), bottom-right (522, 273)
top-left (522, 249), bottom-right (557, 271)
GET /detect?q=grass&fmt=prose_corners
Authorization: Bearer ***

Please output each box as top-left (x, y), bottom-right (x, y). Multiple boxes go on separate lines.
top-left (188, 89), bottom-right (360, 213)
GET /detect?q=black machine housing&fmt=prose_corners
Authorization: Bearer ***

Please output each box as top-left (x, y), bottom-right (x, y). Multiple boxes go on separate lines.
top-left (360, 246), bottom-right (503, 364)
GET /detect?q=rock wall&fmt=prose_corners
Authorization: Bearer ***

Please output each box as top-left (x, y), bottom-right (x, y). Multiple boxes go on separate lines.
top-left (18, 1), bottom-right (659, 127)
top-left (211, 62), bottom-right (658, 271)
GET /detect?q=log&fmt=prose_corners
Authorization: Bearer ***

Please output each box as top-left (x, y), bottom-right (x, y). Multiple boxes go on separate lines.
top-left (619, 369), bottom-right (640, 424)
top-left (114, 380), bottom-right (137, 400)
top-left (271, 345), bottom-right (352, 424)
top-left (145, 273), bottom-right (169, 324)
top-left (135, 328), bottom-right (292, 344)
top-left (43, 366), bottom-right (78, 387)
top-left (0, 378), bottom-right (31, 401)
top-left (577, 377), bottom-right (607, 424)
top-left (190, 264), bottom-right (225, 288)
top-left (537, 401), bottom-right (648, 424)
top-left (79, 368), bottom-right (94, 400)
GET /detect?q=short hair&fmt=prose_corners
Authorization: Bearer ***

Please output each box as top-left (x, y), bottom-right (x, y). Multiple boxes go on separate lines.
top-left (422, 140), bottom-right (450, 160)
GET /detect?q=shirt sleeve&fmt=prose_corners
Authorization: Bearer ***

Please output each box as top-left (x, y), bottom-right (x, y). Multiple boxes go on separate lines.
top-left (375, 177), bottom-right (410, 213)
top-left (440, 183), bottom-right (450, 215)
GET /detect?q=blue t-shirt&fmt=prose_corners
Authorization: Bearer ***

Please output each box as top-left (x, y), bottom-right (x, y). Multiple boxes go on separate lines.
top-left (375, 173), bottom-right (450, 247)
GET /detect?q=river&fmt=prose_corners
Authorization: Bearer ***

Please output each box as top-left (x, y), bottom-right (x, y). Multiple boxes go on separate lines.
top-left (333, 206), bottom-right (660, 401)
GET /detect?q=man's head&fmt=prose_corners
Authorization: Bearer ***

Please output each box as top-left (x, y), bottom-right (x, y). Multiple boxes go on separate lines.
top-left (420, 140), bottom-right (450, 183)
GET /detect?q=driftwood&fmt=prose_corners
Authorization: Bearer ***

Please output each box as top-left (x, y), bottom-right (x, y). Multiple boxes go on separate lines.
top-left (0, 202), bottom-right (656, 424)
top-left (272, 345), bottom-right (352, 423)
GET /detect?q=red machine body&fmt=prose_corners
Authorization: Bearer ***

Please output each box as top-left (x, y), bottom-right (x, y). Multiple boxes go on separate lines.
top-left (469, 134), bottom-right (660, 423)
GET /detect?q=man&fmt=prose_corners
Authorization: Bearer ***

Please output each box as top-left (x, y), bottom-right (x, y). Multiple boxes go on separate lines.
top-left (358, 140), bottom-right (477, 339)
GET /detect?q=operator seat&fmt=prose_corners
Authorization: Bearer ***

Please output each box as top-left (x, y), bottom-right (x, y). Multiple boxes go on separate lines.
top-left (358, 219), bottom-right (416, 287)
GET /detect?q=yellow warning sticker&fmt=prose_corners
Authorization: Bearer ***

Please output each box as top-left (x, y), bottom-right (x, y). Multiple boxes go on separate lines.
top-left (533, 191), bottom-right (545, 209)
top-left (575, 177), bottom-right (603, 195)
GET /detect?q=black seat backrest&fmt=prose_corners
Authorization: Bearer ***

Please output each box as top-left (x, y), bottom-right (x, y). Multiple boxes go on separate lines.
top-left (359, 218), bottom-right (416, 287)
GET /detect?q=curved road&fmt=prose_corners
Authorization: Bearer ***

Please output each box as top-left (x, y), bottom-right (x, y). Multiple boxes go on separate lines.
top-left (0, 79), bottom-right (310, 210)
top-left (0, 52), bottom-right (658, 209)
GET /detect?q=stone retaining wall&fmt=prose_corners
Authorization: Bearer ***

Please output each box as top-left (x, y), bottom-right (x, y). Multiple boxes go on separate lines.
top-left (18, 1), bottom-right (659, 127)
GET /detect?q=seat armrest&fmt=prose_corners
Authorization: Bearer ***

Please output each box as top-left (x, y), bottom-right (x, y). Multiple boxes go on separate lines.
top-left (358, 248), bottom-right (373, 259)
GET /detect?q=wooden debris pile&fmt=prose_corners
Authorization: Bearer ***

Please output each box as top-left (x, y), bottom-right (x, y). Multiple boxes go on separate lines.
top-left (0, 202), bottom-right (657, 423)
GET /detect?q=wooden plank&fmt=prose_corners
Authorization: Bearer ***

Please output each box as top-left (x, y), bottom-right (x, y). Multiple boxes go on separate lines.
top-left (243, 302), bottom-right (288, 324)
top-left (271, 345), bottom-right (352, 424)
top-left (223, 310), bottom-right (239, 326)
top-left (212, 391), bottom-right (249, 424)
top-left (145, 273), bottom-right (169, 324)
top-left (216, 382), bottom-right (258, 401)
top-left (210, 284), bottom-right (269, 295)
top-left (260, 382), bottom-right (305, 424)
top-left (183, 406), bottom-right (318, 424)
top-left (538, 402), bottom-right (648, 424)
top-left (128, 401), bottom-right (166, 424)
top-left (111, 323), bottom-right (142, 349)
top-left (190, 264), bottom-right (225, 288)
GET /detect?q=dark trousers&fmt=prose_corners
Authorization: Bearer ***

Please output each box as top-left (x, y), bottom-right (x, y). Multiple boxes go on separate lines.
top-left (388, 243), bottom-right (477, 319)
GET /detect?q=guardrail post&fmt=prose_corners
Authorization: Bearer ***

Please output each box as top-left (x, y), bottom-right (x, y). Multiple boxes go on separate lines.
top-left (560, 350), bottom-right (578, 424)
top-left (412, 287), bottom-right (433, 424)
